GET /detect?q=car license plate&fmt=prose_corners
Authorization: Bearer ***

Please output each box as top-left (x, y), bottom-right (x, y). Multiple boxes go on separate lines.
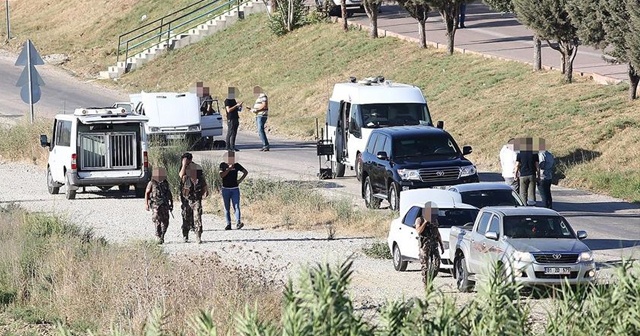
top-left (166, 134), bottom-right (185, 140)
top-left (544, 267), bottom-right (571, 275)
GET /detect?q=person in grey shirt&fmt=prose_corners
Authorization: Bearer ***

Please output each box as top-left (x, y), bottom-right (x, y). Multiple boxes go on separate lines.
top-left (538, 150), bottom-right (555, 209)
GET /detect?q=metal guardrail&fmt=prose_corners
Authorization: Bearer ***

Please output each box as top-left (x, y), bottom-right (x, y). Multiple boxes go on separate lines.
top-left (116, 0), bottom-right (246, 69)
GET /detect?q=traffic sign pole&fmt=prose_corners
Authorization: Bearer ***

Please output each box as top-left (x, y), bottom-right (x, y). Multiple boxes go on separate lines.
top-left (27, 40), bottom-right (34, 124)
top-left (4, 0), bottom-right (9, 41)
top-left (15, 39), bottom-right (45, 124)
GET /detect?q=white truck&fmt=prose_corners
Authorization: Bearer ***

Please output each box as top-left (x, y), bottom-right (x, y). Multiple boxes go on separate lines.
top-left (40, 107), bottom-right (151, 199)
top-left (130, 91), bottom-right (223, 148)
top-left (324, 76), bottom-right (440, 180)
top-left (449, 206), bottom-right (596, 292)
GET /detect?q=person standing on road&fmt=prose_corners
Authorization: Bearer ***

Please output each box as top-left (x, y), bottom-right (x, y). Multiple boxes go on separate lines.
top-left (180, 162), bottom-right (209, 244)
top-left (538, 150), bottom-right (555, 209)
top-left (224, 93), bottom-right (243, 152)
top-left (514, 142), bottom-right (540, 206)
top-left (251, 91), bottom-right (270, 151)
top-left (145, 167), bottom-right (173, 244)
top-left (458, 2), bottom-right (467, 28)
top-left (219, 150), bottom-right (248, 230)
top-left (415, 202), bottom-right (445, 284)
top-left (500, 138), bottom-right (519, 194)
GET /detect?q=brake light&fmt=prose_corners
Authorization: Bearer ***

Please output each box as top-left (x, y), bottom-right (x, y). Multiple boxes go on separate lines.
top-left (71, 153), bottom-right (77, 170)
top-left (143, 151), bottom-right (148, 168)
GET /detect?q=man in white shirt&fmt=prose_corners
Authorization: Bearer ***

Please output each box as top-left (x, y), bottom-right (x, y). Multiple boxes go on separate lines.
top-left (251, 91), bottom-right (270, 151)
top-left (499, 138), bottom-right (519, 194)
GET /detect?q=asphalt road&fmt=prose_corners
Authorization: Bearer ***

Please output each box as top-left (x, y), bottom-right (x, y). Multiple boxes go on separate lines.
top-left (0, 41), bottom-right (638, 272)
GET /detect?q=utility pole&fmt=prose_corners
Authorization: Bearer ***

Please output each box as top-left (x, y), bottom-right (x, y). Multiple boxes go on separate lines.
top-left (4, 0), bottom-right (9, 41)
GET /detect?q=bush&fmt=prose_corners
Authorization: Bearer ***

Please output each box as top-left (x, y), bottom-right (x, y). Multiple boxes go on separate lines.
top-left (362, 241), bottom-right (392, 259)
top-left (268, 0), bottom-right (310, 36)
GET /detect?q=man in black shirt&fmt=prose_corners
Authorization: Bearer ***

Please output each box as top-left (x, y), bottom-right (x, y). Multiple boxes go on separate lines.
top-left (219, 150), bottom-right (248, 230)
top-left (224, 96), bottom-right (243, 151)
top-left (514, 150), bottom-right (540, 206)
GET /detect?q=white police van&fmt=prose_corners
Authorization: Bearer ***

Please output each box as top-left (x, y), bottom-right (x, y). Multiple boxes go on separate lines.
top-left (40, 107), bottom-right (151, 200)
top-left (325, 76), bottom-right (441, 180)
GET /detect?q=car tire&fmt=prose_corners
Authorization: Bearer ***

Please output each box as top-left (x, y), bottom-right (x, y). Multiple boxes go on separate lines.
top-left (363, 176), bottom-right (381, 209)
top-left (118, 184), bottom-right (130, 193)
top-left (393, 244), bottom-right (408, 272)
top-left (388, 182), bottom-right (400, 211)
top-left (455, 255), bottom-right (473, 292)
top-left (47, 168), bottom-right (60, 195)
top-left (98, 186), bottom-right (113, 192)
top-left (134, 185), bottom-right (146, 198)
top-left (355, 153), bottom-right (363, 182)
top-left (335, 162), bottom-right (346, 177)
top-left (65, 174), bottom-right (76, 200)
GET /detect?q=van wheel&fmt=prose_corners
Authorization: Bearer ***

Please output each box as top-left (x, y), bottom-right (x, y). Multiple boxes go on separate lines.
top-left (65, 174), bottom-right (76, 200)
top-left (393, 244), bottom-right (408, 271)
top-left (455, 256), bottom-right (473, 292)
top-left (134, 185), bottom-right (146, 198)
top-left (388, 182), bottom-right (400, 211)
top-left (335, 162), bottom-right (345, 177)
top-left (47, 168), bottom-right (60, 195)
top-left (118, 184), bottom-right (130, 193)
top-left (364, 176), bottom-right (381, 209)
top-left (98, 186), bottom-right (113, 191)
top-left (355, 153), bottom-right (363, 181)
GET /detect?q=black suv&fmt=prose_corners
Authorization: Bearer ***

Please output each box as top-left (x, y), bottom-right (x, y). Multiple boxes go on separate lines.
top-left (360, 126), bottom-right (479, 210)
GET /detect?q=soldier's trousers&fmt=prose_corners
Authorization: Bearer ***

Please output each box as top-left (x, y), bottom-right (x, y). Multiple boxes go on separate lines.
top-left (181, 200), bottom-right (202, 238)
top-left (419, 241), bottom-right (439, 284)
top-left (152, 206), bottom-right (170, 238)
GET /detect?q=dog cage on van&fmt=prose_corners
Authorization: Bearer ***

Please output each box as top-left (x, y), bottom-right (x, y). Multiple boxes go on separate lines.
top-left (79, 132), bottom-right (138, 170)
top-left (316, 118), bottom-right (335, 179)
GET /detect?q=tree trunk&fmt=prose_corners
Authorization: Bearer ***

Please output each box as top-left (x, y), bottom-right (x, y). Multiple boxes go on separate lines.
top-left (442, 9), bottom-right (456, 55)
top-left (533, 35), bottom-right (541, 71)
top-left (563, 44), bottom-right (577, 83)
top-left (418, 19), bottom-right (427, 49)
top-left (629, 63), bottom-right (639, 100)
top-left (365, 3), bottom-right (379, 38)
top-left (341, 0), bottom-right (348, 32)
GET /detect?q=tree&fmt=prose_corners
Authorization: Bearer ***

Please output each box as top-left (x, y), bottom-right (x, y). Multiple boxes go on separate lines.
top-left (427, 0), bottom-right (471, 55)
top-left (397, 0), bottom-right (431, 48)
top-left (513, 0), bottom-right (579, 83)
top-left (569, 0), bottom-right (640, 100)
top-left (363, 0), bottom-right (383, 37)
top-left (341, 0), bottom-right (349, 31)
top-left (484, 0), bottom-right (543, 70)
top-left (630, 1), bottom-right (640, 87)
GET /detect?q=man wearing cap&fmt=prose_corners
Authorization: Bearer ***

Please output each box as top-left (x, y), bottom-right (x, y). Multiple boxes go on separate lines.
top-left (251, 92), bottom-right (270, 151)
top-left (179, 153), bottom-right (209, 243)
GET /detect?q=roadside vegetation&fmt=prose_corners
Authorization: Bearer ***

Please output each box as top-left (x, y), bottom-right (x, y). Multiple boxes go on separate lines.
top-left (0, 117), bottom-right (49, 164)
top-left (0, 205), bottom-right (281, 335)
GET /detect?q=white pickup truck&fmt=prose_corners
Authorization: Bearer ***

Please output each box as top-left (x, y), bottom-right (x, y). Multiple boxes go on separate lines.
top-left (449, 206), bottom-right (596, 292)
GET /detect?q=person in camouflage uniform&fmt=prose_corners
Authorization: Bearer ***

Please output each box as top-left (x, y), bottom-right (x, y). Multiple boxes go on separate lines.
top-left (415, 201), bottom-right (445, 284)
top-left (180, 162), bottom-right (209, 244)
top-left (145, 167), bottom-right (173, 244)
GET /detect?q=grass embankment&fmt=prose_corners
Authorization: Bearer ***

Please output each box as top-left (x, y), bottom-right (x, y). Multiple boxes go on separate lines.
top-left (148, 143), bottom-right (393, 238)
top-left (0, 205), bottom-right (280, 334)
top-left (118, 14), bottom-right (640, 202)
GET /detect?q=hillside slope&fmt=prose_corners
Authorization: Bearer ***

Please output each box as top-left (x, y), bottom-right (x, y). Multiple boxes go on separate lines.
top-left (116, 14), bottom-right (640, 201)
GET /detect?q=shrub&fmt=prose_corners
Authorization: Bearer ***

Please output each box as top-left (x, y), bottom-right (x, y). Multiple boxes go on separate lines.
top-left (362, 241), bottom-right (392, 259)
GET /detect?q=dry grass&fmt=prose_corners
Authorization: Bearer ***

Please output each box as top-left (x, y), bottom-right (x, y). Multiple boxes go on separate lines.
top-left (0, 116), bottom-right (50, 165)
top-left (0, 205), bottom-right (281, 334)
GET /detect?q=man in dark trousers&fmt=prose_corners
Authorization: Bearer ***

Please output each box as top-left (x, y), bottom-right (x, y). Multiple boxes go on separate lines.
top-left (514, 138), bottom-right (540, 206)
top-left (224, 88), bottom-right (243, 152)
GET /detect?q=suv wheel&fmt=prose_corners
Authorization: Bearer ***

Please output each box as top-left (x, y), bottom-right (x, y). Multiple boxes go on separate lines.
top-left (335, 162), bottom-right (346, 177)
top-left (393, 244), bottom-right (408, 271)
top-left (455, 256), bottom-right (473, 292)
top-left (388, 182), bottom-right (400, 211)
top-left (65, 174), bottom-right (76, 200)
top-left (363, 176), bottom-right (381, 209)
top-left (47, 168), bottom-right (60, 195)
top-left (355, 153), bottom-right (363, 182)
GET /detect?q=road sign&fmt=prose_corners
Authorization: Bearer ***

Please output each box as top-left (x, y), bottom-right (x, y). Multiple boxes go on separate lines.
top-left (15, 39), bottom-right (45, 124)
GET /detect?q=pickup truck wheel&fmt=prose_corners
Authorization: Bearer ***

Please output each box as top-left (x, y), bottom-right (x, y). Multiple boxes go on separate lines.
top-left (65, 174), bottom-right (76, 200)
top-left (355, 153), bottom-right (363, 181)
top-left (393, 244), bottom-right (408, 271)
top-left (335, 162), bottom-right (346, 177)
top-left (455, 256), bottom-right (473, 292)
top-left (118, 184), bottom-right (130, 193)
top-left (388, 182), bottom-right (400, 211)
top-left (364, 177), bottom-right (381, 209)
top-left (47, 168), bottom-right (60, 195)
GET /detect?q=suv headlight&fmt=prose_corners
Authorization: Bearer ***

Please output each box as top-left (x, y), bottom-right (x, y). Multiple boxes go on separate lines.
top-left (512, 251), bottom-right (533, 262)
top-left (578, 251), bottom-right (593, 262)
top-left (150, 127), bottom-right (160, 132)
top-left (188, 125), bottom-right (201, 132)
top-left (460, 165), bottom-right (477, 177)
top-left (397, 169), bottom-right (421, 181)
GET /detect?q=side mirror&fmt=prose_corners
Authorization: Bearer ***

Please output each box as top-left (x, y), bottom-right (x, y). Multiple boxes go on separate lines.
top-left (576, 230), bottom-right (588, 240)
top-left (349, 120), bottom-right (361, 138)
top-left (40, 134), bottom-right (50, 148)
top-left (485, 231), bottom-right (499, 241)
top-left (463, 146), bottom-right (473, 155)
top-left (376, 151), bottom-right (388, 160)
top-left (436, 120), bottom-right (444, 129)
